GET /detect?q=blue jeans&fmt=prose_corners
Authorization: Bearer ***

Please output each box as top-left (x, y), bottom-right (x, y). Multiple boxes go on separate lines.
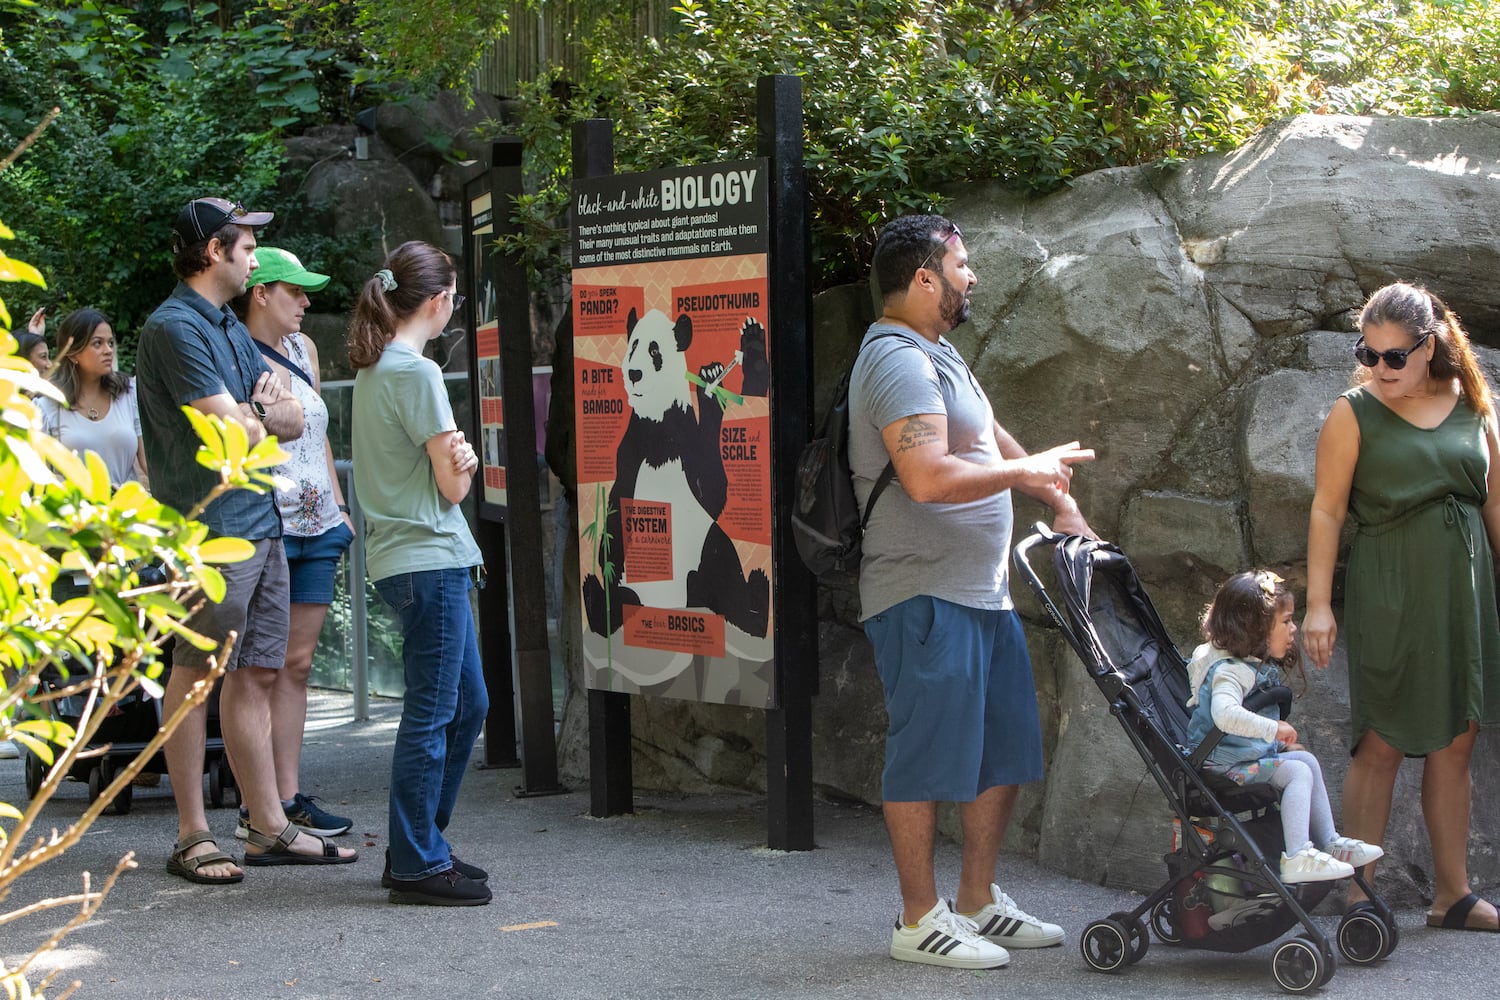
top-left (375, 568), bottom-right (488, 879)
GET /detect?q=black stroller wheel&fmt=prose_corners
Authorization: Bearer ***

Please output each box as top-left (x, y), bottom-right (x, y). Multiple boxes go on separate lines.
top-left (1271, 935), bottom-right (1329, 994)
top-left (1080, 918), bottom-right (1132, 974)
top-left (1337, 908), bottom-right (1389, 965)
top-left (1149, 897), bottom-right (1182, 944)
top-left (110, 776), bottom-right (133, 815)
top-left (1107, 911), bottom-right (1149, 964)
top-left (23, 750), bottom-right (45, 798)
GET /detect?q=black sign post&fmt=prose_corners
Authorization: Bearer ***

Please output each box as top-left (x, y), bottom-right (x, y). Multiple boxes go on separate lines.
top-left (760, 74), bottom-right (815, 852)
top-left (466, 140), bottom-right (561, 794)
top-left (572, 119), bottom-right (635, 818)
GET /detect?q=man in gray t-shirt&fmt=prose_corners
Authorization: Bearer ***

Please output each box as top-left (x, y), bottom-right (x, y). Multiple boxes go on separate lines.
top-left (848, 214), bottom-right (1095, 970)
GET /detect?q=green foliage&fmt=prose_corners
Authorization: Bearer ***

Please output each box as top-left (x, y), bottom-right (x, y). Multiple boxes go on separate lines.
top-left (0, 1), bottom-right (304, 340)
top-left (496, 0), bottom-right (1500, 291)
top-left (267, 0), bottom-right (509, 96)
top-left (0, 196), bottom-right (287, 998)
top-left (1246, 0), bottom-right (1500, 114)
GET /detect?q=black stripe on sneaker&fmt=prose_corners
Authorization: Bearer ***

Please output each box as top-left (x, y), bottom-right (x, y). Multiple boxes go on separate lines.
top-left (978, 915), bottom-right (1002, 935)
top-left (996, 917), bottom-right (1018, 937)
top-left (920, 931), bottom-right (947, 952)
top-left (938, 937), bottom-right (963, 956)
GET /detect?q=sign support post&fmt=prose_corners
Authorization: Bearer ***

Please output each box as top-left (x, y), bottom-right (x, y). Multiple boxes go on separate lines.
top-left (574, 119), bottom-right (636, 818)
top-left (760, 75), bottom-right (815, 852)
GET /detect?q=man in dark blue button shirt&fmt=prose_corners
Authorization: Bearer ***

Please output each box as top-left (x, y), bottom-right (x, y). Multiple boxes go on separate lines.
top-left (138, 197), bottom-right (356, 882)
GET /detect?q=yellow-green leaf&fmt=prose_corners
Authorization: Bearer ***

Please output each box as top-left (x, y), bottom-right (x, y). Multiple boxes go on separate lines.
top-left (198, 565), bottom-right (226, 603)
top-left (0, 252), bottom-right (46, 288)
top-left (34, 432), bottom-right (95, 495)
top-left (196, 536), bottom-right (254, 564)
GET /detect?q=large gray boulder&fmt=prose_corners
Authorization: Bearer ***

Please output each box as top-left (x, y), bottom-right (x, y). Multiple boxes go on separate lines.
top-left (551, 112), bottom-right (1500, 903)
top-left (278, 157), bottom-right (444, 303)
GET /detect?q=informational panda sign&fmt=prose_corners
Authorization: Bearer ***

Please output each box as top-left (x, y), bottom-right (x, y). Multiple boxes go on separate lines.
top-left (571, 159), bottom-right (773, 708)
top-left (466, 183), bottom-right (507, 513)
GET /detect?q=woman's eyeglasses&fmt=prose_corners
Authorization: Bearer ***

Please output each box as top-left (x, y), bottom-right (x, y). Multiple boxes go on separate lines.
top-left (1353, 332), bottom-right (1430, 370)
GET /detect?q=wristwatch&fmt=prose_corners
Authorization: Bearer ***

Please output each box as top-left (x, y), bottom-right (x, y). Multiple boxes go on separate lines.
top-left (250, 400), bottom-right (267, 421)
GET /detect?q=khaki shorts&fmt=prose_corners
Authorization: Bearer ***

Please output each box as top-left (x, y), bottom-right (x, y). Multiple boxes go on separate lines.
top-left (174, 537), bottom-right (290, 672)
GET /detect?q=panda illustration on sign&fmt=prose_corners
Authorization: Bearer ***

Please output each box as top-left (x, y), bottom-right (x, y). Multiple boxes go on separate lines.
top-left (583, 306), bottom-right (770, 639)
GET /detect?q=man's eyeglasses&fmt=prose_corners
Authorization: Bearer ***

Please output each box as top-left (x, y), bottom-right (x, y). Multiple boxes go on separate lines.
top-left (1353, 332), bottom-right (1430, 370)
top-left (917, 223), bottom-right (962, 274)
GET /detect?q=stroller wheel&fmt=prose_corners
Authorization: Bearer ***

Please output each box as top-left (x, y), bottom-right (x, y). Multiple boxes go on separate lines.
top-left (24, 749), bottom-right (45, 798)
top-left (1080, 918), bottom-right (1132, 974)
top-left (1149, 897), bottom-right (1182, 945)
top-left (1341, 902), bottom-right (1396, 961)
top-left (1337, 908), bottom-right (1388, 965)
top-left (1107, 911), bottom-right (1149, 964)
top-left (1271, 935), bottom-right (1330, 994)
top-left (209, 757), bottom-right (228, 808)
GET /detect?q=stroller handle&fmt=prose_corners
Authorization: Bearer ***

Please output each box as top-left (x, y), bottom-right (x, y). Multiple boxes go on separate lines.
top-left (1011, 522), bottom-right (1081, 647)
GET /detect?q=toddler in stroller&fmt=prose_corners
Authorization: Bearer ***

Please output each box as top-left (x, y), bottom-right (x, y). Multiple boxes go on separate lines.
top-left (1184, 570), bottom-right (1382, 884)
top-left (1011, 526), bottom-right (1400, 994)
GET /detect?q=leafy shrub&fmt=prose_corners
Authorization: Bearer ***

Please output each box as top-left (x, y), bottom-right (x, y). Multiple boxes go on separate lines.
top-left (0, 190), bottom-right (287, 997)
top-left (495, 0), bottom-right (1500, 291)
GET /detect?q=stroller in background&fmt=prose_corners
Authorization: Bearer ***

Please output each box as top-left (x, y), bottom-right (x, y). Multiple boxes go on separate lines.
top-left (21, 637), bottom-right (239, 815)
top-left (1012, 525), bottom-right (1398, 994)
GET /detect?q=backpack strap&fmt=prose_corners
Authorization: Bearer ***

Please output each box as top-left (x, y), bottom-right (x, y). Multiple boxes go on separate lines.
top-left (861, 462), bottom-right (895, 530)
top-left (855, 330), bottom-right (919, 526)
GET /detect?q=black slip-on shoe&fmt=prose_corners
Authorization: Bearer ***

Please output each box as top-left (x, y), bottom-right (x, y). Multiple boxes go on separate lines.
top-left (382, 850), bottom-right (489, 889)
top-left (387, 867), bottom-right (492, 907)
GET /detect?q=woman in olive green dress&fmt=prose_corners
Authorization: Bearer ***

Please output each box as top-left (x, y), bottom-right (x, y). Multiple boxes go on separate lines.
top-left (1305, 282), bottom-right (1500, 932)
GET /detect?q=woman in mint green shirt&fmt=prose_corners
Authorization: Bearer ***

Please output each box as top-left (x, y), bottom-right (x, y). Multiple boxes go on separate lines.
top-left (349, 241), bottom-right (490, 907)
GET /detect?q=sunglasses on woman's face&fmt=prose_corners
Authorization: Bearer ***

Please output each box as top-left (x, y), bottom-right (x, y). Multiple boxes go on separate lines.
top-left (1353, 332), bottom-right (1431, 370)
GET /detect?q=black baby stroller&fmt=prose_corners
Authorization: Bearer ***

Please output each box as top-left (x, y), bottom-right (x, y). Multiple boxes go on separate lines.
top-left (21, 637), bottom-right (238, 815)
top-left (1011, 525), bottom-right (1398, 994)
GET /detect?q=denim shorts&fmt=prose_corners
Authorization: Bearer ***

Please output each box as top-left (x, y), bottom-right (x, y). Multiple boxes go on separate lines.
top-left (284, 522), bottom-right (354, 605)
top-left (175, 537), bottom-right (290, 672)
top-left (864, 596), bottom-right (1044, 802)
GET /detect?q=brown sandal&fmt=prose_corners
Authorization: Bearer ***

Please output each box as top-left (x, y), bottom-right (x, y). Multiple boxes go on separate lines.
top-left (166, 830), bottom-right (243, 885)
top-left (243, 820), bottom-right (357, 867)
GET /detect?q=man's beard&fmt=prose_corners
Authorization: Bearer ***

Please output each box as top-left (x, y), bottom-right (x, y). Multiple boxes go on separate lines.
top-left (937, 270), bottom-right (971, 330)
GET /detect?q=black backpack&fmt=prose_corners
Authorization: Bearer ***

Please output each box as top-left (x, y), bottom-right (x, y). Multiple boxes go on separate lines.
top-left (791, 334), bottom-right (901, 575)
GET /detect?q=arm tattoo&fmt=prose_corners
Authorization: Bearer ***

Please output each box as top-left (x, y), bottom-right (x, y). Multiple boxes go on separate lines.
top-left (895, 416), bottom-right (941, 454)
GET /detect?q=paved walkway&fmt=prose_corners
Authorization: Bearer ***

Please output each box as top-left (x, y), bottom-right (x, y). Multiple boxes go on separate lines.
top-left (1, 692), bottom-right (1494, 998)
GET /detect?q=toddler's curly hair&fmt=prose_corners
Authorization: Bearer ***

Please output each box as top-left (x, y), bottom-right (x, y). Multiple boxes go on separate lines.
top-left (1202, 570), bottom-right (1306, 691)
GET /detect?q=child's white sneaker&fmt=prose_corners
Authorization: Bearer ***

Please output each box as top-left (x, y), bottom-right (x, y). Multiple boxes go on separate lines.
top-left (1281, 842), bottom-right (1356, 883)
top-left (890, 899), bottom-right (1011, 969)
top-left (1323, 836), bottom-right (1384, 868)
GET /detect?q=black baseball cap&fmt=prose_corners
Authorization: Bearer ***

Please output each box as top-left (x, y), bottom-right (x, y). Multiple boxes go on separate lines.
top-left (171, 197), bottom-right (274, 250)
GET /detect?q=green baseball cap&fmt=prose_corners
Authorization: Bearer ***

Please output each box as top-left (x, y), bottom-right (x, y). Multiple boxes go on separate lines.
top-left (248, 247), bottom-right (330, 292)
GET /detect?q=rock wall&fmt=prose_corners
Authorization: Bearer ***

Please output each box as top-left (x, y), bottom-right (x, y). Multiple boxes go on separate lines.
top-left (276, 93), bottom-right (507, 381)
top-left (554, 113), bottom-right (1500, 903)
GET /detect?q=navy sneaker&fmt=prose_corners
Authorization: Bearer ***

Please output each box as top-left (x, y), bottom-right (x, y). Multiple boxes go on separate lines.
top-left (285, 792), bottom-right (353, 837)
top-left (236, 793), bottom-right (352, 839)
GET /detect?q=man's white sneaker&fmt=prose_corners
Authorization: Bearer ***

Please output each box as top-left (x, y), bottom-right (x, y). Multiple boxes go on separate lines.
top-left (1280, 842), bottom-right (1355, 884)
top-left (1323, 836), bottom-right (1383, 868)
top-left (964, 885), bottom-right (1065, 948)
top-left (890, 899), bottom-right (1011, 969)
